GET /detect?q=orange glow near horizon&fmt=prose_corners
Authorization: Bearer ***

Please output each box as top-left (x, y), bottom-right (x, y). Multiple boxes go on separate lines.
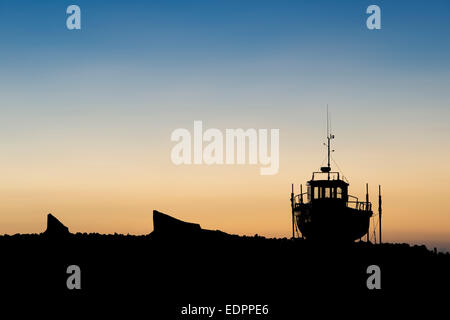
top-left (1, 110), bottom-right (449, 252)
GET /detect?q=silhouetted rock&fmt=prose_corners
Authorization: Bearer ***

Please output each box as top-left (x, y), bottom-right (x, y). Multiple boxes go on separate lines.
top-left (43, 213), bottom-right (70, 237)
top-left (151, 210), bottom-right (238, 243)
top-left (152, 210), bottom-right (201, 236)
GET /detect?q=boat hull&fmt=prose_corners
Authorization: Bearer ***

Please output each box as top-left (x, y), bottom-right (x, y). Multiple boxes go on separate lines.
top-left (294, 200), bottom-right (372, 242)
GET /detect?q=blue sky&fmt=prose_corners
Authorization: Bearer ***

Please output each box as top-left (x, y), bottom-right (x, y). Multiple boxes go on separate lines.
top-left (0, 0), bottom-right (448, 140)
top-left (1, 1), bottom-right (449, 114)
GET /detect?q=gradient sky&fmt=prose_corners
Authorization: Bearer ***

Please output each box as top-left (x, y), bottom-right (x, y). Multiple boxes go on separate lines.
top-left (0, 1), bottom-right (449, 251)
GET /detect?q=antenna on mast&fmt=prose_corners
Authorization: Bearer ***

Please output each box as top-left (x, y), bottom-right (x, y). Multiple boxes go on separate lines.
top-left (327, 105), bottom-right (330, 169)
top-left (321, 105), bottom-right (334, 177)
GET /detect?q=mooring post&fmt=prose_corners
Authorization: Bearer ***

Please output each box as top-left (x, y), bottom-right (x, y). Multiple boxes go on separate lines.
top-left (366, 183), bottom-right (370, 243)
top-left (291, 184), bottom-right (295, 239)
top-left (379, 185), bottom-right (382, 244)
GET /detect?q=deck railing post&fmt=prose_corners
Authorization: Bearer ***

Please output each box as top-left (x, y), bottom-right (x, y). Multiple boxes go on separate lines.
top-left (300, 184), bottom-right (303, 204)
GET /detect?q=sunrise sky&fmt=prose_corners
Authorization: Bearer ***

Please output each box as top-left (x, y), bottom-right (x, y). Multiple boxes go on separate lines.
top-left (0, 0), bottom-right (449, 251)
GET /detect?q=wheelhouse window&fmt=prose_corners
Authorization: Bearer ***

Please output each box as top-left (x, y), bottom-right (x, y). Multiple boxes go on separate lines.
top-left (336, 187), bottom-right (342, 199)
top-left (313, 186), bottom-right (342, 199)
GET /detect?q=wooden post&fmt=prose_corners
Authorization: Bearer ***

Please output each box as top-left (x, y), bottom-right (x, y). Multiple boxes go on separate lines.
top-left (291, 184), bottom-right (295, 239)
top-left (366, 183), bottom-right (370, 243)
top-left (379, 185), bottom-right (382, 244)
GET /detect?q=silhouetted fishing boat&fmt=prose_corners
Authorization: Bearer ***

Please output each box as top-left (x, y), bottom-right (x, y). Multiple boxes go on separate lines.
top-left (291, 110), bottom-right (374, 242)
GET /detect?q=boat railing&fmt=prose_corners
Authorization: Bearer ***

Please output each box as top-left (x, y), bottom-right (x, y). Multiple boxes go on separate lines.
top-left (293, 193), bottom-right (308, 205)
top-left (293, 193), bottom-right (372, 211)
top-left (347, 195), bottom-right (372, 211)
top-left (311, 171), bottom-right (340, 181)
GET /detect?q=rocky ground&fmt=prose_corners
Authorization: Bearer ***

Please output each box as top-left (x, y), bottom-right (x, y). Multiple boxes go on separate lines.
top-left (1, 210), bottom-right (448, 316)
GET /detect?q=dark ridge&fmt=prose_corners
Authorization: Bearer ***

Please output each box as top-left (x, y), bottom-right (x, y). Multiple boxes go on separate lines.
top-left (0, 210), bottom-right (449, 313)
